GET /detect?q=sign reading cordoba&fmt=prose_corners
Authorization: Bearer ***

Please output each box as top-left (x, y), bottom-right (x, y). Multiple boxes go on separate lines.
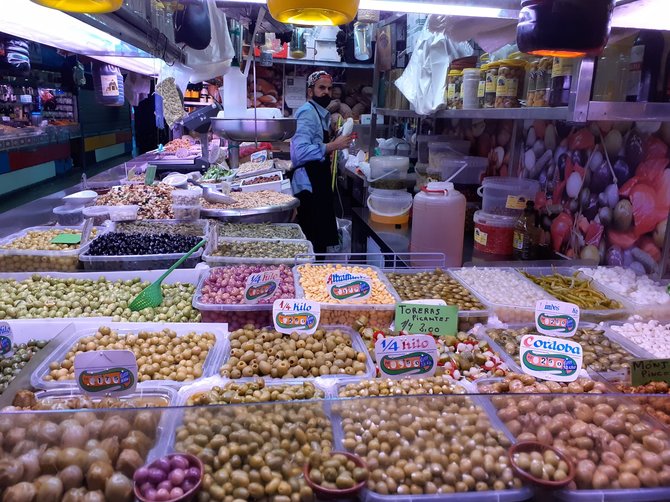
top-left (519, 334), bottom-right (583, 382)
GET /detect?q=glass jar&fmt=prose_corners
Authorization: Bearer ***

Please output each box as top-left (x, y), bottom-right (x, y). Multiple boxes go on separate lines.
top-left (446, 70), bottom-right (463, 109)
top-left (462, 68), bottom-right (480, 109)
top-left (533, 57), bottom-right (553, 106)
top-left (495, 59), bottom-right (527, 108)
top-left (484, 62), bottom-right (500, 108)
top-left (478, 64), bottom-right (488, 108)
top-left (526, 60), bottom-right (538, 106)
top-left (549, 57), bottom-right (577, 107)
top-left (290, 27), bottom-right (307, 58)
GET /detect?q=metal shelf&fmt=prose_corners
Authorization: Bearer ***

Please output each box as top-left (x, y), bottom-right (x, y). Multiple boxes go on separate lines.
top-left (376, 107), bottom-right (570, 120)
top-left (273, 59), bottom-right (374, 69)
top-left (184, 101), bottom-right (212, 107)
top-left (586, 101), bottom-right (670, 122)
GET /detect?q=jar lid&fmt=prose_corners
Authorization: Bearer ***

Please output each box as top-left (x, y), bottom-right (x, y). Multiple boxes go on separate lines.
top-left (463, 68), bottom-right (480, 75)
top-left (448, 70), bottom-right (463, 76)
top-left (480, 63), bottom-right (489, 71)
top-left (487, 61), bottom-right (501, 68)
top-left (424, 181), bottom-right (455, 193)
top-left (473, 210), bottom-right (517, 226)
top-left (499, 58), bottom-right (528, 67)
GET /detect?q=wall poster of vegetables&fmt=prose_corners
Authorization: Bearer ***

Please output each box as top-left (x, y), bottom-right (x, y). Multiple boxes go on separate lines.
top-left (520, 120), bottom-right (670, 274)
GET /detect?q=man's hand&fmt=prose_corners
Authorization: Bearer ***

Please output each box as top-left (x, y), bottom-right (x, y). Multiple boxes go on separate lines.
top-left (326, 134), bottom-right (352, 153)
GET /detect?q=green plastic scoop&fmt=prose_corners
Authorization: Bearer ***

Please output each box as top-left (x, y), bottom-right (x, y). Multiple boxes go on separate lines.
top-left (129, 239), bottom-right (206, 311)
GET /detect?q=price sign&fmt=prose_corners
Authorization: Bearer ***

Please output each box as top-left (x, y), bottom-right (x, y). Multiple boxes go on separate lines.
top-left (0, 322), bottom-right (14, 357)
top-left (326, 271), bottom-right (372, 302)
top-left (535, 300), bottom-right (580, 337)
top-left (520, 334), bottom-right (583, 382)
top-left (74, 350), bottom-right (138, 396)
top-left (144, 164), bottom-right (157, 185)
top-left (375, 335), bottom-right (438, 379)
top-left (394, 303), bottom-right (458, 336)
top-left (631, 359), bottom-right (670, 386)
top-left (273, 299), bottom-right (320, 335)
top-left (243, 270), bottom-right (281, 304)
top-left (50, 233), bottom-right (82, 245)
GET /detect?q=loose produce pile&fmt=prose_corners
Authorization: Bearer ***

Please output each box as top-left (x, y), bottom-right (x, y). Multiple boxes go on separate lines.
top-left (211, 239), bottom-right (310, 260)
top-left (297, 264), bottom-right (397, 305)
top-left (133, 454), bottom-right (201, 502)
top-left (1, 229), bottom-right (96, 250)
top-left (45, 326), bottom-right (216, 383)
top-left (220, 327), bottom-right (369, 379)
top-left (201, 163), bottom-right (234, 182)
top-left (198, 265), bottom-right (295, 305)
top-left (336, 395), bottom-right (523, 495)
top-left (0, 393), bottom-right (163, 502)
top-left (338, 376), bottom-right (465, 397)
top-left (201, 190), bottom-right (295, 210)
top-left (10, 389), bottom-right (170, 409)
top-left (0, 340), bottom-right (48, 394)
top-left (385, 269), bottom-right (485, 311)
top-left (578, 266), bottom-right (670, 307)
top-left (610, 319), bottom-right (670, 357)
top-left (615, 382), bottom-right (670, 425)
top-left (188, 378), bottom-right (324, 405)
top-left (0, 275), bottom-right (199, 322)
top-left (116, 220), bottom-right (205, 237)
top-left (485, 326), bottom-right (635, 373)
top-left (519, 270), bottom-right (623, 310)
top-left (96, 184), bottom-right (175, 219)
top-left (236, 160), bottom-right (275, 177)
top-left (174, 401), bottom-right (330, 501)
top-left (438, 332), bottom-right (510, 380)
top-left (453, 268), bottom-right (552, 322)
top-left (85, 232), bottom-right (201, 256)
top-left (307, 452), bottom-right (368, 491)
top-left (242, 173), bottom-right (281, 185)
top-left (479, 373), bottom-right (608, 394)
top-left (217, 223), bottom-right (304, 240)
top-left (490, 384), bottom-right (670, 490)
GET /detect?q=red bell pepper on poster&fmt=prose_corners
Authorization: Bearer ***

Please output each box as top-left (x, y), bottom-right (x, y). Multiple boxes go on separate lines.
top-left (637, 236), bottom-right (662, 262)
top-left (585, 221), bottom-right (604, 247)
top-left (630, 183), bottom-right (666, 237)
top-left (568, 128), bottom-right (595, 151)
top-left (657, 169), bottom-right (670, 212)
top-left (550, 212), bottom-right (573, 252)
top-left (553, 179), bottom-right (567, 204)
top-left (607, 228), bottom-right (637, 250)
top-left (619, 177), bottom-right (640, 198)
top-left (636, 158), bottom-right (668, 184)
top-left (644, 136), bottom-right (668, 161)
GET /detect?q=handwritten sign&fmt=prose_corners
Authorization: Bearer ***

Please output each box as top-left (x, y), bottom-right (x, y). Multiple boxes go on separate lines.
top-left (326, 271), bottom-right (372, 302)
top-left (394, 303), bottom-right (458, 336)
top-left (535, 300), bottom-right (580, 337)
top-left (0, 322), bottom-right (13, 357)
top-left (243, 270), bottom-right (281, 304)
top-left (375, 335), bottom-right (438, 379)
top-left (74, 350), bottom-right (138, 396)
top-left (631, 359), bottom-right (670, 386)
top-left (520, 334), bottom-right (583, 382)
top-left (273, 299), bottom-right (321, 335)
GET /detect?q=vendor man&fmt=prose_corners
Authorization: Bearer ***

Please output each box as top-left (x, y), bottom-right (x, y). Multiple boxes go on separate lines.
top-left (290, 71), bottom-right (351, 254)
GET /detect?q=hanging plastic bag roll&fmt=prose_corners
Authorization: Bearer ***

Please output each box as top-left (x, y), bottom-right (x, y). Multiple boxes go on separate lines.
top-left (182, 0), bottom-right (235, 82)
top-left (395, 15), bottom-right (473, 115)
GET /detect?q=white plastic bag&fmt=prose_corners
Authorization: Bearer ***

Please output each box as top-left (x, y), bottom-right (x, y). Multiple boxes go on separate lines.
top-left (182, 0), bottom-right (234, 83)
top-left (395, 15), bottom-right (473, 115)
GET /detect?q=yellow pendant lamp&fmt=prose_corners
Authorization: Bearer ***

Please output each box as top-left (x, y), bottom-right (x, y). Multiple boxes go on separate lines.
top-left (268, 0), bottom-right (358, 25)
top-left (31, 0), bottom-right (122, 13)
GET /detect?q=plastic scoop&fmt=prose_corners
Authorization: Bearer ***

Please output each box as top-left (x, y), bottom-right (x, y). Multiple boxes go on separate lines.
top-left (129, 239), bottom-right (206, 311)
top-left (508, 441), bottom-right (575, 489)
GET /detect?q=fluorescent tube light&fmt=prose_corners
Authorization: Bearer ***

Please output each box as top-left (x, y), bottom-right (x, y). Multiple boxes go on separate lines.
top-left (1, 0), bottom-right (163, 75)
top-left (359, 0), bottom-right (510, 18)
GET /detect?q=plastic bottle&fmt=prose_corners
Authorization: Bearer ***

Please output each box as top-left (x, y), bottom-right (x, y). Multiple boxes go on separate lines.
top-left (410, 182), bottom-right (466, 267)
top-left (223, 59), bottom-right (248, 118)
top-left (549, 57), bottom-right (576, 107)
top-left (462, 68), bottom-right (481, 109)
top-left (626, 30), bottom-right (665, 102)
top-left (349, 133), bottom-right (359, 156)
top-left (513, 200), bottom-right (538, 260)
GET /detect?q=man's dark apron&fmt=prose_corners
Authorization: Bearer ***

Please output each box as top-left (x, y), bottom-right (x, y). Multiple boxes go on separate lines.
top-left (295, 102), bottom-right (339, 254)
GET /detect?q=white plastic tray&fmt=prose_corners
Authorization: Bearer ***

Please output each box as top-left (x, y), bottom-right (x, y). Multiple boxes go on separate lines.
top-left (203, 236), bottom-right (315, 266)
top-left (216, 222), bottom-right (306, 240)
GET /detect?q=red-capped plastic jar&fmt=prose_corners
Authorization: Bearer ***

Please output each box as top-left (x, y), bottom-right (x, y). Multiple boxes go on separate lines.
top-left (517, 0), bottom-right (614, 58)
top-left (473, 210), bottom-right (516, 257)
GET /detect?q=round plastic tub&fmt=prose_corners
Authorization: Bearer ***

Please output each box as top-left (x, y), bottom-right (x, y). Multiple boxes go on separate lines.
top-left (369, 156), bottom-right (410, 189)
top-left (367, 188), bottom-right (412, 224)
top-left (473, 210), bottom-right (516, 256)
top-left (428, 155), bottom-right (487, 184)
top-left (53, 205), bottom-right (84, 226)
top-left (82, 206), bottom-right (110, 226)
top-left (477, 177), bottom-right (540, 216)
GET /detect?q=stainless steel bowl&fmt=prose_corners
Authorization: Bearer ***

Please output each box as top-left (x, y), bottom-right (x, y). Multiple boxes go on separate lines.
top-left (211, 118), bottom-right (297, 142)
top-left (200, 197), bottom-right (299, 223)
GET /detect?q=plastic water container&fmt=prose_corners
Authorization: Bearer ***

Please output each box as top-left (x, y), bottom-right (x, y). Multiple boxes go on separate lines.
top-left (477, 177), bottom-right (540, 215)
top-left (427, 155), bottom-right (487, 184)
top-left (410, 182), bottom-right (466, 267)
top-left (369, 156), bottom-right (410, 189)
top-left (223, 66), bottom-right (247, 119)
top-left (367, 188), bottom-right (413, 224)
top-left (417, 137), bottom-right (470, 164)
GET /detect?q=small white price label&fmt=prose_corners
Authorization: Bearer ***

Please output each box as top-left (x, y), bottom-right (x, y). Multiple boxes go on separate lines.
top-left (273, 299), bottom-right (321, 335)
top-left (375, 334), bottom-right (438, 379)
top-left (325, 270), bottom-right (372, 302)
top-left (243, 270), bottom-right (281, 304)
top-left (0, 322), bottom-right (14, 357)
top-left (74, 350), bottom-right (138, 396)
top-left (534, 300), bottom-right (580, 337)
top-left (520, 334), bottom-right (583, 382)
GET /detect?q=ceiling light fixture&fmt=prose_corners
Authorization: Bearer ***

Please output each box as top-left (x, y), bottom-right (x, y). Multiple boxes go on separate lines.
top-left (31, 0), bottom-right (122, 13)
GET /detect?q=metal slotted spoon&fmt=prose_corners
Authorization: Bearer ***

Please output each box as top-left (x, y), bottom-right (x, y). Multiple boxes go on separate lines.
top-left (129, 239), bottom-right (206, 311)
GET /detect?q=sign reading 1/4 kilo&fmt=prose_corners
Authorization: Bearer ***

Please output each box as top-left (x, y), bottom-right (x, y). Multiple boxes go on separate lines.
top-left (520, 334), bottom-right (583, 382)
top-left (273, 299), bottom-right (321, 335)
top-left (326, 270), bottom-right (371, 302)
top-left (74, 350), bottom-right (138, 396)
top-left (535, 300), bottom-right (580, 337)
top-left (375, 334), bottom-right (438, 379)
top-left (244, 270), bottom-right (281, 304)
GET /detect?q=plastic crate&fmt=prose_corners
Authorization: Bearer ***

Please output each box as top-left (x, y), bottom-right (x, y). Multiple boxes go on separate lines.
top-left (203, 237), bottom-right (315, 266)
